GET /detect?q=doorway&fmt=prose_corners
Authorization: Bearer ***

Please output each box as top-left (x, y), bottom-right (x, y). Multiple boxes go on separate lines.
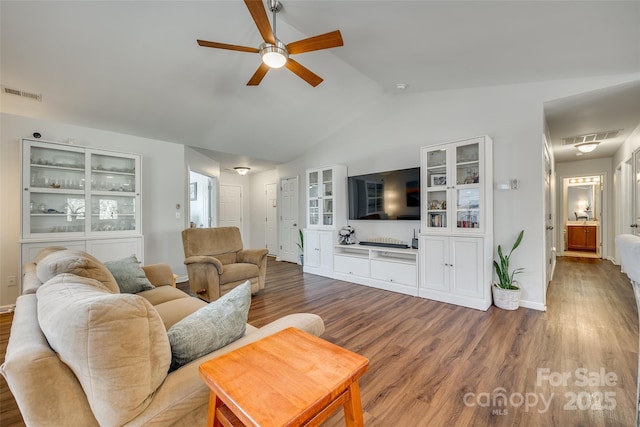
top-left (189, 171), bottom-right (216, 228)
top-left (219, 184), bottom-right (243, 230)
top-left (279, 177), bottom-right (299, 263)
top-left (561, 175), bottom-right (603, 258)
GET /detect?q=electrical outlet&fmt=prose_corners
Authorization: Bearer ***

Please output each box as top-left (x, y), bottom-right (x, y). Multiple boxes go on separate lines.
top-left (7, 276), bottom-right (17, 287)
top-left (175, 212), bottom-right (181, 219)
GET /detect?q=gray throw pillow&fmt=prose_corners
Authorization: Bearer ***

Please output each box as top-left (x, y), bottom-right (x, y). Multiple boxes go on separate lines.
top-left (167, 281), bottom-right (251, 371)
top-left (104, 255), bottom-right (155, 294)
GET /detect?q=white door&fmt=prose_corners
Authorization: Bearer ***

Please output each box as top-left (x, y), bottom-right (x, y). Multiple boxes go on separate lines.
top-left (265, 182), bottom-right (278, 255)
top-left (634, 149), bottom-right (640, 235)
top-left (219, 185), bottom-right (242, 229)
top-left (280, 177), bottom-right (299, 263)
top-left (543, 142), bottom-right (555, 288)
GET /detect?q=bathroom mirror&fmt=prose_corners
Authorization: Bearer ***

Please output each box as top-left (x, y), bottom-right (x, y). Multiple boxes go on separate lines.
top-left (567, 183), bottom-right (597, 221)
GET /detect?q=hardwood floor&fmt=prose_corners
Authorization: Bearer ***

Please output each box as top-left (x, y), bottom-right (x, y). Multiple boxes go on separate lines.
top-left (1, 256), bottom-right (637, 426)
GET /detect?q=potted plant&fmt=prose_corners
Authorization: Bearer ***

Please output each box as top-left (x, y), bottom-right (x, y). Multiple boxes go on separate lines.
top-left (492, 230), bottom-right (524, 310)
top-left (296, 229), bottom-right (304, 266)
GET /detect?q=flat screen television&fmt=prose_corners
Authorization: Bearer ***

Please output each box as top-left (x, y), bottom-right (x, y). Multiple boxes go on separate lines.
top-left (348, 167), bottom-right (420, 220)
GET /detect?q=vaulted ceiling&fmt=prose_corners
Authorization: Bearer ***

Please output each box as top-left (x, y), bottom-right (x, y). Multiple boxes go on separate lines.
top-left (2, 1), bottom-right (639, 171)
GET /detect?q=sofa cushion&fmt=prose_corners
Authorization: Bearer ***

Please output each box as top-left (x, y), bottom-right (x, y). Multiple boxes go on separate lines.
top-left (154, 297), bottom-right (208, 330)
top-left (36, 273), bottom-right (171, 427)
top-left (104, 254), bottom-right (155, 293)
top-left (36, 249), bottom-right (120, 294)
top-left (137, 285), bottom-right (190, 306)
top-left (167, 281), bottom-right (251, 371)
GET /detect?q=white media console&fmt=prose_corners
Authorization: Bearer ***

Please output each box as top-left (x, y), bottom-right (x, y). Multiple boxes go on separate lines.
top-left (333, 244), bottom-right (418, 296)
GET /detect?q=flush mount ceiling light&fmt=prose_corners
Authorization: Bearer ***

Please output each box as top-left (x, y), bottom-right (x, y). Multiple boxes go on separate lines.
top-left (234, 167), bottom-right (251, 176)
top-left (575, 141), bottom-right (600, 153)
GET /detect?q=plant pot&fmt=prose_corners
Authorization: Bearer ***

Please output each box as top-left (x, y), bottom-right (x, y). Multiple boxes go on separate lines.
top-left (492, 283), bottom-right (521, 310)
top-left (300, 254), bottom-right (304, 267)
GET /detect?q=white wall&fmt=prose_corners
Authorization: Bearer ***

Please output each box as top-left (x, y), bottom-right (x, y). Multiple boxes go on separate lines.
top-left (0, 112), bottom-right (202, 305)
top-left (279, 73), bottom-right (639, 311)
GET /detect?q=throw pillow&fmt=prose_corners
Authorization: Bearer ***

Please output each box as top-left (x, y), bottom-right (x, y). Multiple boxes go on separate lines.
top-left (104, 255), bottom-right (155, 294)
top-left (167, 281), bottom-right (251, 371)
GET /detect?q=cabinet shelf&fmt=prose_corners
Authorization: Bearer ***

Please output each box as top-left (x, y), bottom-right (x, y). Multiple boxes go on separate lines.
top-left (31, 163), bottom-right (84, 172)
top-left (91, 169), bottom-right (135, 176)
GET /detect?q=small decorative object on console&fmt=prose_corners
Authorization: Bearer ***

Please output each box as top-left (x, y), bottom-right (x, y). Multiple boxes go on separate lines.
top-left (338, 225), bottom-right (356, 245)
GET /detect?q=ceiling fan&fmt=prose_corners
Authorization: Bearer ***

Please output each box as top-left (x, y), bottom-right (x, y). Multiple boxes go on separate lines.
top-left (197, 0), bottom-right (343, 87)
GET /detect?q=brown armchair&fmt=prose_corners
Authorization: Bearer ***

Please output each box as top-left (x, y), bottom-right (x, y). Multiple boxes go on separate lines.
top-left (182, 227), bottom-right (268, 301)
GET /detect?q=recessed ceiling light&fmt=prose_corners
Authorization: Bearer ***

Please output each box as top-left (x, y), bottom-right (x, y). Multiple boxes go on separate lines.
top-left (395, 83), bottom-right (408, 90)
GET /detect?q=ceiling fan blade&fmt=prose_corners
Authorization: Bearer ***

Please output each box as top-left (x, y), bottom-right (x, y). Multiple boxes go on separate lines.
top-left (286, 30), bottom-right (344, 55)
top-left (285, 58), bottom-right (323, 87)
top-left (197, 40), bottom-right (259, 53)
top-left (244, 0), bottom-right (276, 44)
top-left (247, 62), bottom-right (270, 86)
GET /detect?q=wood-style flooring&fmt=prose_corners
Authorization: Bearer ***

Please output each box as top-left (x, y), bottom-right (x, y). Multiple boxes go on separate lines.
top-left (1, 256), bottom-right (637, 426)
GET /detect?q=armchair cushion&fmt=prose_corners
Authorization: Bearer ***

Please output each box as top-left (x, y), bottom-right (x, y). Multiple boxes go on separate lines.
top-left (104, 255), bottom-right (155, 294)
top-left (167, 281), bottom-right (251, 371)
top-left (220, 263), bottom-right (260, 285)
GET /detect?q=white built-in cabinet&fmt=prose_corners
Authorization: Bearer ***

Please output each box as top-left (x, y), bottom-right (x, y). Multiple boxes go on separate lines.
top-left (333, 245), bottom-right (418, 295)
top-left (303, 165), bottom-right (347, 276)
top-left (20, 139), bottom-right (144, 288)
top-left (303, 229), bottom-right (334, 276)
top-left (419, 136), bottom-right (493, 310)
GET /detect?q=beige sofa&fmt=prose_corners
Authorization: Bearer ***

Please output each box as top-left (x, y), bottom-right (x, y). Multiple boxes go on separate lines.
top-left (182, 227), bottom-right (268, 302)
top-left (1, 248), bottom-right (324, 427)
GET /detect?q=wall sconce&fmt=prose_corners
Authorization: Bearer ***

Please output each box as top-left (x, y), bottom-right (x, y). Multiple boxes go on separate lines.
top-left (234, 167), bottom-right (250, 176)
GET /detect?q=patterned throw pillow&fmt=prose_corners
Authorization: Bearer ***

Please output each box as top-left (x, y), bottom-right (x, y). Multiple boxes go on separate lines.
top-left (167, 281), bottom-right (251, 371)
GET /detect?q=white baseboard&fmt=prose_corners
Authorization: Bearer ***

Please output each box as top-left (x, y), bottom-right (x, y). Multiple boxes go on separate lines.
top-left (519, 300), bottom-right (546, 311)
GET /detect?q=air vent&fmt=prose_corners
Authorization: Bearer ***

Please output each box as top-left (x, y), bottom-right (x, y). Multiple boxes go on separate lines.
top-left (1, 86), bottom-right (42, 102)
top-left (562, 130), bottom-right (621, 146)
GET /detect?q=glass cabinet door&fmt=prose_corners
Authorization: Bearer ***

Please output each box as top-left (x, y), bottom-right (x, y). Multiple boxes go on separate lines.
top-left (454, 142), bottom-right (481, 230)
top-left (423, 148), bottom-right (449, 229)
top-left (308, 171), bottom-right (319, 226)
top-left (89, 151), bottom-right (140, 234)
top-left (22, 140), bottom-right (142, 238)
top-left (307, 167), bottom-right (335, 228)
top-left (422, 139), bottom-right (484, 232)
top-left (23, 142), bottom-right (86, 237)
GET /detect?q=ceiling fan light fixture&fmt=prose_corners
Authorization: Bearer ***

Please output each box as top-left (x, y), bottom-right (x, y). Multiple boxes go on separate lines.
top-left (575, 141), bottom-right (600, 153)
top-left (260, 41), bottom-right (288, 68)
top-left (234, 167), bottom-right (251, 176)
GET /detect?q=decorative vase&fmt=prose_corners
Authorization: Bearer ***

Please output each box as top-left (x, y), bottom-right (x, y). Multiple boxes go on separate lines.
top-left (492, 283), bottom-right (521, 310)
top-left (300, 254), bottom-right (304, 267)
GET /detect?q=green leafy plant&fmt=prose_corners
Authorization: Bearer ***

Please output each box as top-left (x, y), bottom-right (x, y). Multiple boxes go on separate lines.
top-left (493, 230), bottom-right (525, 290)
top-left (296, 229), bottom-right (304, 252)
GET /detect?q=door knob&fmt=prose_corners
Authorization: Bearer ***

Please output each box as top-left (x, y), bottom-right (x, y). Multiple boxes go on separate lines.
top-left (632, 224), bottom-right (638, 228)
top-left (546, 225), bottom-right (554, 230)
top-left (293, 223), bottom-right (297, 227)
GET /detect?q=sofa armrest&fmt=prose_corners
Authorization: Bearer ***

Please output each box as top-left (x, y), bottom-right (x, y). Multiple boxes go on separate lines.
top-left (184, 255), bottom-right (224, 274)
top-left (237, 248), bottom-right (268, 266)
top-left (142, 263), bottom-right (176, 287)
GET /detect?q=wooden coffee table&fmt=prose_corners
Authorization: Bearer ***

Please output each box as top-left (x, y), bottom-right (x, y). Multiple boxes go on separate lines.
top-left (199, 327), bottom-right (369, 427)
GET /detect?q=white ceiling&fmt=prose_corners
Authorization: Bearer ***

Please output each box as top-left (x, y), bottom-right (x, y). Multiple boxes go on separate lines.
top-left (2, 1), bottom-right (639, 172)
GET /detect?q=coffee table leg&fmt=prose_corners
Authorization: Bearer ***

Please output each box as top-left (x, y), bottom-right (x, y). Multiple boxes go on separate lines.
top-left (207, 391), bottom-right (224, 427)
top-left (343, 380), bottom-right (365, 427)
